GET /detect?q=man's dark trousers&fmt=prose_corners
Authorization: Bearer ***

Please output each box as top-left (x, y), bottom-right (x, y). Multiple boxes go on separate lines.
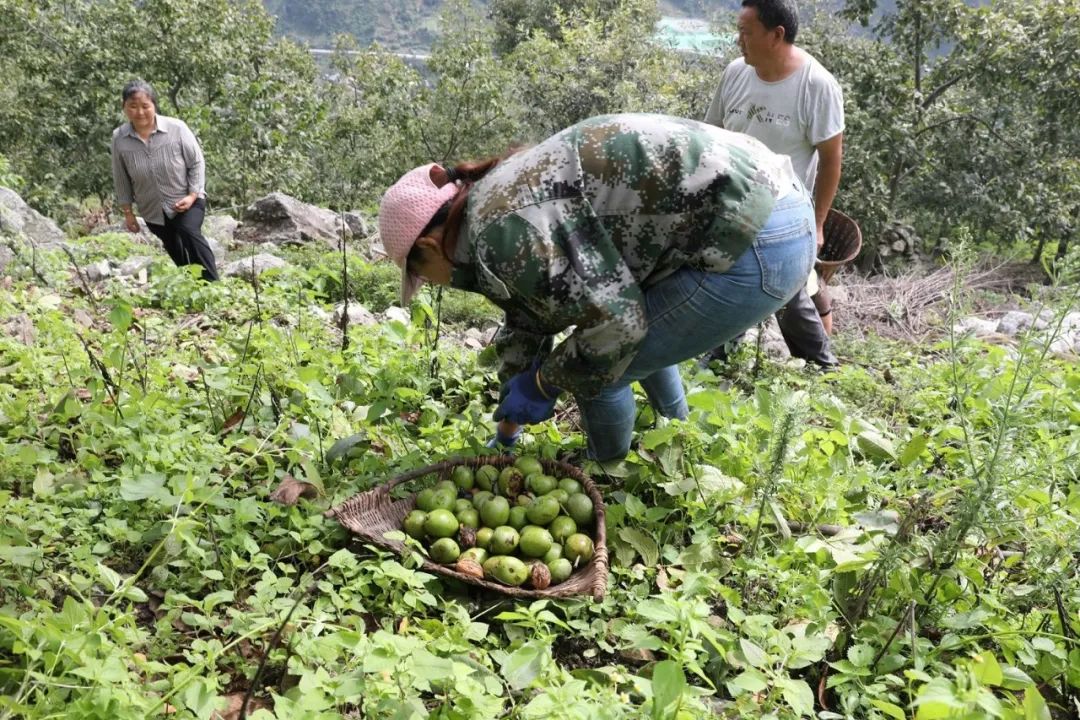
top-left (146, 197), bottom-right (219, 281)
top-left (707, 287), bottom-right (838, 367)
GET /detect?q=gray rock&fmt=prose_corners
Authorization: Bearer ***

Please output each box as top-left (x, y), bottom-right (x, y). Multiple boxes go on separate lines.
top-left (459, 327), bottom-right (486, 350)
top-left (307, 305), bottom-right (332, 323)
top-left (73, 308), bottom-right (95, 328)
top-left (383, 306), bottom-right (411, 324)
top-left (1061, 311), bottom-right (1080, 335)
top-left (743, 316), bottom-right (792, 361)
top-left (827, 283), bottom-right (849, 304)
top-left (5, 313), bottom-right (36, 346)
top-left (81, 260), bottom-right (112, 283)
top-left (332, 302), bottom-right (378, 327)
top-left (117, 256), bottom-right (154, 277)
top-left (205, 235), bottom-right (225, 264)
top-left (0, 187), bottom-right (65, 247)
top-left (203, 214), bottom-right (238, 249)
top-left (235, 192), bottom-right (349, 248)
top-left (953, 317), bottom-right (998, 337)
top-left (996, 311), bottom-right (1034, 337)
top-left (1050, 332), bottom-right (1078, 355)
top-left (289, 422), bottom-right (312, 441)
top-left (343, 211), bottom-right (370, 238)
top-left (222, 253), bottom-right (288, 280)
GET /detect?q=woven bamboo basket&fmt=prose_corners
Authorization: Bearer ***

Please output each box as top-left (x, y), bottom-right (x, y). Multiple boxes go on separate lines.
top-left (816, 208), bottom-right (863, 284)
top-left (324, 456), bottom-right (609, 600)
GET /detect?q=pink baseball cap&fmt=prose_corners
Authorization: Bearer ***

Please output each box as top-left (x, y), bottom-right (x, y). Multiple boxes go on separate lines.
top-left (379, 163), bottom-right (460, 305)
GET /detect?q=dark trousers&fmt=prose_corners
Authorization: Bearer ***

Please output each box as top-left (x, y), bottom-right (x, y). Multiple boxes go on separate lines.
top-left (146, 197), bottom-right (219, 281)
top-left (707, 286), bottom-right (838, 367)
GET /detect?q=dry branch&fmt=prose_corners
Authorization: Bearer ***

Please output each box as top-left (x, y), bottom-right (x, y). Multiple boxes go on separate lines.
top-left (837, 260), bottom-right (1043, 340)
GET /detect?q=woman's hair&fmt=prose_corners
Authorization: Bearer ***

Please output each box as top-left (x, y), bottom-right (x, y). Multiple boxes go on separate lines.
top-left (122, 79), bottom-right (158, 109)
top-left (406, 155), bottom-right (510, 274)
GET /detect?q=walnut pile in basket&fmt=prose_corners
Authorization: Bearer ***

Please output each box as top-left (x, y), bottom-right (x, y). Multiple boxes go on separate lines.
top-left (325, 455), bottom-right (610, 600)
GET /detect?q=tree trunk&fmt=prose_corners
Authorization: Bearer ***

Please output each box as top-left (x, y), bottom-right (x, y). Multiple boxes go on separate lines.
top-left (1054, 208), bottom-right (1077, 263)
top-left (1031, 233), bottom-right (1047, 265)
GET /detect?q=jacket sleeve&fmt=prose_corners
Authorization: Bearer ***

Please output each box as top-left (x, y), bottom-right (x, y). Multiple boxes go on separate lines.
top-left (111, 133), bottom-right (134, 206)
top-left (492, 317), bottom-right (554, 383)
top-left (178, 121), bottom-right (206, 196)
top-left (476, 202), bottom-right (648, 399)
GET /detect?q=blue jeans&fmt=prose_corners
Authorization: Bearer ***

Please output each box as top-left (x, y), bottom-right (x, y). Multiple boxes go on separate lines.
top-left (578, 185), bottom-right (816, 461)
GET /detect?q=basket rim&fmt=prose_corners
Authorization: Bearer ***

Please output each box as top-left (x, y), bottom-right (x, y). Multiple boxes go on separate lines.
top-left (818, 208), bottom-right (862, 265)
top-left (325, 455), bottom-right (609, 600)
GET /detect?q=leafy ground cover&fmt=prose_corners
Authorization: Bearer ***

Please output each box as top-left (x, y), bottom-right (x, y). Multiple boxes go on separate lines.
top-left (1, 234), bottom-right (1079, 719)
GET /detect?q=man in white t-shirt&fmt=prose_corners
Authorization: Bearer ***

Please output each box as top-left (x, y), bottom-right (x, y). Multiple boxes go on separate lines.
top-left (704, 0), bottom-right (842, 366)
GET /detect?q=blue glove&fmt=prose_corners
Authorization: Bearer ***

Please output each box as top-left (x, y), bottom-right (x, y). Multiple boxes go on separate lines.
top-left (493, 368), bottom-right (560, 425)
top-left (486, 426), bottom-right (522, 451)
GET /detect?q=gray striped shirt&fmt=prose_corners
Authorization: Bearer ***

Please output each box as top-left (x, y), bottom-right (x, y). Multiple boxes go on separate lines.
top-left (111, 115), bottom-right (205, 226)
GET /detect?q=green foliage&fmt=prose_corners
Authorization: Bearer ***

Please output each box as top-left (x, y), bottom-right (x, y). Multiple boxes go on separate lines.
top-left (488, 0), bottom-right (629, 54)
top-left (505, 0), bottom-right (716, 136)
top-left (1, 0), bottom-right (1077, 265)
top-left (0, 154), bottom-right (24, 192)
top-left (805, 0), bottom-right (1080, 263)
top-left (2, 234), bottom-right (1080, 718)
top-left (0, 0), bottom-right (324, 214)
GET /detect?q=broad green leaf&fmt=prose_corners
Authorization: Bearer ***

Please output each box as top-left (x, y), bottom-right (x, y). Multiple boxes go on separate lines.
top-left (1022, 688), bottom-right (1051, 720)
top-left (120, 472), bottom-right (166, 501)
top-left (328, 548), bottom-right (357, 569)
top-left (852, 510), bottom-right (901, 534)
top-left (409, 649), bottom-right (454, 684)
top-left (618, 623), bottom-right (664, 651)
top-left (501, 642), bottom-right (545, 691)
top-left (899, 434), bottom-right (929, 467)
top-left (120, 585), bottom-right (148, 603)
top-left (641, 424), bottom-right (680, 450)
top-left (971, 652), bottom-right (1003, 686)
top-left (739, 638), bottom-right (768, 669)
top-left (636, 600), bottom-right (678, 624)
top-left (854, 430), bottom-right (897, 462)
top-left (727, 669), bottom-right (768, 693)
top-left (650, 660), bottom-right (686, 720)
top-left (108, 301), bottom-right (133, 331)
top-left (97, 562), bottom-right (122, 591)
top-left (180, 678), bottom-right (218, 717)
top-left (1000, 665), bottom-right (1035, 690)
top-left (326, 433), bottom-right (366, 462)
top-left (847, 643), bottom-right (875, 668)
top-left (0, 545), bottom-right (43, 567)
top-left (624, 493), bottom-right (647, 519)
top-left (779, 677), bottom-right (814, 717)
top-left (618, 526), bottom-right (659, 567)
top-left (1030, 637), bottom-right (1060, 654)
top-left (913, 679), bottom-right (962, 719)
top-left (870, 699), bottom-right (907, 719)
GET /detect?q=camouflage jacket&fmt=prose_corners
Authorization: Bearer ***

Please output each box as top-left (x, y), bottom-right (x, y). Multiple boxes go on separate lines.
top-left (449, 113), bottom-right (797, 398)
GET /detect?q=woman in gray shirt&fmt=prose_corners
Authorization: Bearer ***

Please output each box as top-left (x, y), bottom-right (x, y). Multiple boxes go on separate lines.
top-left (110, 79), bottom-right (218, 281)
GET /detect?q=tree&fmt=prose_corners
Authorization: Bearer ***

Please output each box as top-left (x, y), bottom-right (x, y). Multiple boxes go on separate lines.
top-left (488, 0), bottom-right (626, 54)
top-left (802, 0), bottom-right (1080, 265)
top-left (0, 0), bottom-right (326, 214)
top-left (314, 0), bottom-right (525, 210)
top-left (506, 0), bottom-right (716, 137)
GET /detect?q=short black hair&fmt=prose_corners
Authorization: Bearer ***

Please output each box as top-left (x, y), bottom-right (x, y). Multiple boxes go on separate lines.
top-left (122, 79), bottom-right (158, 109)
top-left (742, 0), bottom-right (799, 44)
